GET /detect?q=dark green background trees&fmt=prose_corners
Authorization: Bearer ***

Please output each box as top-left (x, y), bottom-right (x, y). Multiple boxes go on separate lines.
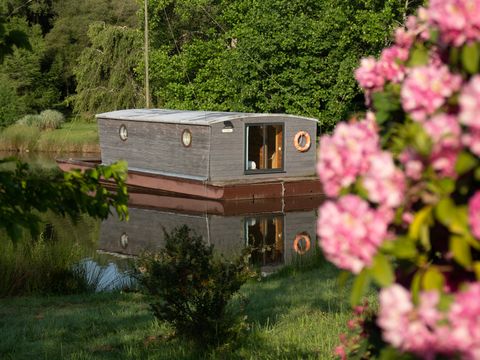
top-left (1, 0), bottom-right (422, 129)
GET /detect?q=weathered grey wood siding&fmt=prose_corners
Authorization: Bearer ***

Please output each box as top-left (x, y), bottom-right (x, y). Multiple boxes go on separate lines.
top-left (98, 118), bottom-right (210, 178)
top-left (209, 116), bottom-right (317, 181)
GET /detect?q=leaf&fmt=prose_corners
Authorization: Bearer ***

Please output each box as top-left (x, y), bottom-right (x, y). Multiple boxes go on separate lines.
top-left (337, 271), bottom-right (351, 288)
top-left (455, 151), bottom-right (478, 175)
top-left (408, 206), bottom-right (432, 240)
top-left (370, 253), bottom-right (394, 287)
top-left (390, 236), bottom-right (418, 259)
top-left (350, 269), bottom-right (370, 307)
top-left (450, 235), bottom-right (472, 268)
top-left (408, 45), bottom-right (429, 66)
top-left (422, 267), bottom-right (444, 291)
top-left (410, 271), bottom-right (422, 304)
top-left (435, 197), bottom-right (456, 227)
top-left (473, 262), bottom-right (480, 280)
top-left (462, 43), bottom-right (480, 74)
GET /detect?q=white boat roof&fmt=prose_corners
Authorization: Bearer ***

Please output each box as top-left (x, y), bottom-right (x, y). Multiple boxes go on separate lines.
top-left (96, 109), bottom-right (318, 125)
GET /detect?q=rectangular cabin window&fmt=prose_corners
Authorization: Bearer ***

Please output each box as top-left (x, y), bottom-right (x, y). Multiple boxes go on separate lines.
top-left (245, 124), bottom-right (284, 173)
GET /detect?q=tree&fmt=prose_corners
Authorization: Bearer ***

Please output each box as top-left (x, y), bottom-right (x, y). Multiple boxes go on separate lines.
top-left (74, 23), bottom-right (144, 118)
top-left (145, 0), bottom-right (423, 130)
top-left (0, 20), bottom-right (129, 241)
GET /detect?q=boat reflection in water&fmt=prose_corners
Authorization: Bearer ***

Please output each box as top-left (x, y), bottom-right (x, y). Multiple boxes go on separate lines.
top-left (99, 193), bottom-right (323, 273)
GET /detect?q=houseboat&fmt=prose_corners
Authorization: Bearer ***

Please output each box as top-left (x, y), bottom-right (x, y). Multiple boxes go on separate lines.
top-left (57, 109), bottom-right (322, 200)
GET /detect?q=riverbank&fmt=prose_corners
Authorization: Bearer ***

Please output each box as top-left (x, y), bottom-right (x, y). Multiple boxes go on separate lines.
top-left (0, 263), bottom-right (355, 359)
top-left (0, 121), bottom-right (100, 154)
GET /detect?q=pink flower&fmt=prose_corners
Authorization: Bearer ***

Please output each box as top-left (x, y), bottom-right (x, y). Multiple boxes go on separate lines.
top-left (448, 282), bottom-right (480, 358)
top-left (401, 65), bottom-right (462, 122)
top-left (317, 115), bottom-right (379, 197)
top-left (362, 151), bottom-right (406, 208)
top-left (460, 75), bottom-right (480, 130)
top-left (355, 57), bottom-right (385, 92)
top-left (377, 285), bottom-right (440, 358)
top-left (423, 114), bottom-right (462, 177)
top-left (399, 149), bottom-right (424, 180)
top-left (318, 195), bottom-right (391, 274)
top-left (428, 0), bottom-right (480, 46)
top-left (378, 46), bottom-right (409, 83)
top-left (468, 192), bottom-right (480, 239)
top-left (462, 128), bottom-right (480, 156)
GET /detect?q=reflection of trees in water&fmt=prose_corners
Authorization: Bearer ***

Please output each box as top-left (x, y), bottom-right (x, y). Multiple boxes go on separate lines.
top-left (247, 216), bottom-right (284, 267)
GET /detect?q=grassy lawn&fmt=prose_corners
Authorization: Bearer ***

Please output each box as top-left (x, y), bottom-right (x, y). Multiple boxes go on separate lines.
top-left (0, 121), bottom-right (100, 154)
top-left (0, 262), bottom-right (355, 360)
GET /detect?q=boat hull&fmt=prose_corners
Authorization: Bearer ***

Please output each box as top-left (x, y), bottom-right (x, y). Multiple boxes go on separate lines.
top-left (57, 158), bottom-right (323, 200)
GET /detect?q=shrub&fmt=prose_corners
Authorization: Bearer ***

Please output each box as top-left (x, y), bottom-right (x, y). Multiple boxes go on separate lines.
top-left (39, 109), bottom-right (64, 130)
top-left (16, 114), bottom-right (42, 127)
top-left (136, 225), bottom-right (251, 347)
top-left (317, 1), bottom-right (480, 358)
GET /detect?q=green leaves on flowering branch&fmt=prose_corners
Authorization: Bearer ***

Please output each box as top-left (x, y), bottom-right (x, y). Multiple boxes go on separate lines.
top-left (0, 157), bottom-right (129, 241)
top-left (350, 269), bottom-right (371, 307)
top-left (461, 42), bottom-right (480, 75)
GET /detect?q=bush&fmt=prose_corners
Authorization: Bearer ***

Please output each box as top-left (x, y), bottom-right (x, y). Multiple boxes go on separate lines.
top-left (39, 110), bottom-right (64, 130)
top-left (136, 226), bottom-right (251, 347)
top-left (16, 114), bottom-right (42, 127)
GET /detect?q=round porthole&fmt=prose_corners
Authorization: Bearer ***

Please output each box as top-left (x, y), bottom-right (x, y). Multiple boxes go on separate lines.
top-left (119, 124), bottom-right (128, 141)
top-left (120, 232), bottom-right (128, 249)
top-left (181, 129), bottom-right (192, 147)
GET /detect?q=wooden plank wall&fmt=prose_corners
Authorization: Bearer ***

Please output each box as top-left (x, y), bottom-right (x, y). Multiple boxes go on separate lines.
top-left (209, 117), bottom-right (317, 181)
top-left (98, 118), bottom-right (210, 178)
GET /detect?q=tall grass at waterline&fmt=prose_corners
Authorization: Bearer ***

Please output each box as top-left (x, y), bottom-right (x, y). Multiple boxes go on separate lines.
top-left (0, 261), bottom-right (367, 359)
top-left (0, 124), bottom-right (41, 152)
top-left (0, 121), bottom-right (100, 153)
top-left (0, 213), bottom-right (100, 297)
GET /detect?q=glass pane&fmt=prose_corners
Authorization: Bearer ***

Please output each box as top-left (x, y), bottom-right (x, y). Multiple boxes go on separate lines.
top-left (247, 125), bottom-right (265, 170)
top-left (266, 125), bottom-right (283, 169)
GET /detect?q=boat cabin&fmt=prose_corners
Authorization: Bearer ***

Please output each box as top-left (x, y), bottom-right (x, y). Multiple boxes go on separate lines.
top-left (94, 109), bottom-right (321, 199)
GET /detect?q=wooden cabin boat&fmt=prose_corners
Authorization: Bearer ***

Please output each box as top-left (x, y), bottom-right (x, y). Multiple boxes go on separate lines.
top-left (58, 109), bottom-right (322, 200)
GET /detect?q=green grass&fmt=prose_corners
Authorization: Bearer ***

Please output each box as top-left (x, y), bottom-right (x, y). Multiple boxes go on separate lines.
top-left (0, 121), bottom-right (100, 154)
top-left (0, 261), bottom-right (358, 359)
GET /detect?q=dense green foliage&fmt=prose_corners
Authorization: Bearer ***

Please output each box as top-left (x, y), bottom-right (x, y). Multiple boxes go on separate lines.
top-left (0, 158), bottom-right (128, 241)
top-left (146, 0), bottom-right (423, 130)
top-left (74, 23), bottom-right (144, 118)
top-left (1, 0), bottom-right (423, 128)
top-left (137, 225), bottom-right (251, 346)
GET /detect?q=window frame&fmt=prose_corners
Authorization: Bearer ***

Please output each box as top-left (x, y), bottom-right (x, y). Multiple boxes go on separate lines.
top-left (244, 122), bottom-right (285, 175)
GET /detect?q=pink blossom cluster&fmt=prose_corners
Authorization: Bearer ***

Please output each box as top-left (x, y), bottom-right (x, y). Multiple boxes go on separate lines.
top-left (318, 195), bottom-right (392, 274)
top-left (422, 114), bottom-right (462, 177)
top-left (469, 192), bottom-right (480, 239)
top-left (401, 65), bottom-right (462, 122)
top-left (317, 115), bottom-right (379, 197)
top-left (355, 46), bottom-right (409, 92)
top-left (448, 282), bottom-right (480, 359)
top-left (378, 285), bottom-right (440, 358)
top-left (362, 151), bottom-right (406, 208)
top-left (378, 283), bottom-right (480, 359)
top-left (317, 115), bottom-right (406, 207)
top-left (399, 148), bottom-right (424, 181)
top-left (460, 76), bottom-right (480, 156)
top-left (428, 0), bottom-right (480, 46)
